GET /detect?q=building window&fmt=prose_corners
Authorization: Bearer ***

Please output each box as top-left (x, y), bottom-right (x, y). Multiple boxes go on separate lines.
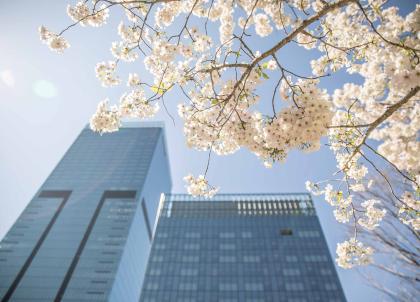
top-left (151, 255), bottom-right (164, 262)
top-left (179, 283), bottom-right (198, 291)
top-left (146, 282), bottom-right (159, 290)
top-left (156, 232), bottom-right (168, 238)
top-left (184, 243), bottom-right (200, 250)
top-left (320, 268), bottom-right (333, 276)
top-left (304, 255), bottom-right (328, 262)
top-left (243, 255), bottom-right (260, 263)
top-left (244, 282), bottom-right (264, 291)
top-left (219, 232), bottom-right (235, 239)
top-left (91, 280), bottom-right (107, 284)
top-left (325, 283), bottom-right (338, 291)
top-left (181, 268), bottom-right (198, 276)
top-left (285, 282), bottom-right (305, 291)
top-left (182, 255), bottom-right (199, 262)
top-left (86, 291), bottom-right (104, 295)
top-left (185, 232), bottom-right (201, 238)
top-left (283, 268), bottom-right (301, 276)
top-left (219, 283), bottom-right (238, 291)
top-left (154, 243), bottom-right (166, 250)
top-left (241, 231), bottom-right (252, 238)
top-left (280, 228), bottom-right (293, 236)
top-left (298, 230), bottom-right (320, 238)
top-left (219, 256), bottom-right (236, 263)
top-left (286, 255), bottom-right (298, 262)
top-left (220, 243), bottom-right (236, 250)
top-left (149, 268), bottom-right (161, 276)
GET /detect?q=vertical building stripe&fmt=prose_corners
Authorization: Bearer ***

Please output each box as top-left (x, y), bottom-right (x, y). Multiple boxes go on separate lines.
top-left (141, 198), bottom-right (153, 242)
top-left (1, 190), bottom-right (71, 302)
top-left (54, 190), bottom-right (136, 302)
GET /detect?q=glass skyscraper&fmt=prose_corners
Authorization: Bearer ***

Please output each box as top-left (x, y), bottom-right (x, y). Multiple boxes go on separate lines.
top-left (140, 193), bottom-right (346, 302)
top-left (0, 123), bottom-right (172, 302)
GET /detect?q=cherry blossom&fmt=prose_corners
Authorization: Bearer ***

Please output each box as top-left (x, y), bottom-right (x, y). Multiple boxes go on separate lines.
top-left (95, 61), bottom-right (120, 87)
top-left (111, 41), bottom-right (138, 62)
top-left (254, 13), bottom-right (273, 37)
top-left (38, 26), bottom-right (69, 54)
top-left (67, 1), bottom-right (109, 27)
top-left (89, 99), bottom-right (120, 134)
top-left (119, 89), bottom-right (159, 119)
top-left (184, 174), bottom-right (219, 198)
top-left (399, 191), bottom-right (420, 230)
top-left (358, 200), bottom-right (386, 230)
top-left (336, 238), bottom-right (373, 269)
top-left (127, 73), bottom-right (140, 87)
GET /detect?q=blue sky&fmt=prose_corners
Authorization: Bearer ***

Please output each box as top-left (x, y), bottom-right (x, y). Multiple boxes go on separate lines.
top-left (0, 1), bottom-right (416, 301)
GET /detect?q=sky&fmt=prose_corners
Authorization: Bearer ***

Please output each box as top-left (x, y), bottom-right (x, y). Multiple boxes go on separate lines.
top-left (0, 1), bottom-right (416, 301)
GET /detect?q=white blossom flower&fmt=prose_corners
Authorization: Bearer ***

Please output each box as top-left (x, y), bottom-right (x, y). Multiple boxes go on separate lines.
top-left (399, 191), bottom-right (420, 230)
top-left (127, 73), bottom-right (140, 87)
top-left (324, 184), bottom-right (341, 206)
top-left (358, 199), bottom-right (386, 230)
top-left (334, 204), bottom-right (352, 223)
top-left (155, 3), bottom-right (181, 27)
top-left (305, 181), bottom-right (323, 196)
top-left (266, 59), bottom-right (277, 70)
top-left (336, 238), bottom-right (373, 269)
top-left (193, 34), bottom-right (212, 52)
top-left (111, 41), bottom-right (138, 62)
top-left (349, 183), bottom-right (365, 192)
top-left (48, 36), bottom-right (70, 54)
top-left (95, 61), bottom-right (120, 87)
top-left (179, 44), bottom-right (193, 58)
top-left (38, 26), bottom-right (70, 54)
top-left (296, 32), bottom-right (316, 49)
top-left (254, 14), bottom-right (272, 37)
top-left (184, 174), bottom-right (219, 198)
top-left (118, 22), bottom-right (140, 43)
top-left (67, 2), bottom-right (109, 27)
top-left (90, 99), bottom-right (120, 134)
top-left (39, 25), bottom-right (54, 42)
top-left (67, 2), bottom-right (90, 25)
top-left (119, 89), bottom-right (159, 119)
top-left (86, 4), bottom-right (109, 27)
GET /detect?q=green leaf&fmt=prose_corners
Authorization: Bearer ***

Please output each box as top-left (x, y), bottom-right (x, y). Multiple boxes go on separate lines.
top-left (151, 83), bottom-right (170, 95)
top-left (336, 191), bottom-right (343, 202)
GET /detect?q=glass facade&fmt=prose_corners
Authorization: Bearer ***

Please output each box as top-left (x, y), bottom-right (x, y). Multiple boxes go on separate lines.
top-left (0, 123), bottom-right (172, 302)
top-left (140, 193), bottom-right (346, 302)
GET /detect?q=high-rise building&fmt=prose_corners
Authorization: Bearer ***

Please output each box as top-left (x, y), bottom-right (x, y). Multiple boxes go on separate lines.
top-left (140, 193), bottom-right (346, 302)
top-left (0, 123), bottom-right (171, 302)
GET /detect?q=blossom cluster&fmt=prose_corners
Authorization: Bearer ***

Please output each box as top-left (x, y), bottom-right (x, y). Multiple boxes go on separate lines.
top-left (90, 87), bottom-right (159, 134)
top-left (119, 89), bottom-right (159, 119)
top-left (89, 99), bottom-right (120, 134)
top-left (399, 191), bottom-right (420, 230)
top-left (336, 238), bottom-right (373, 269)
top-left (38, 26), bottom-right (69, 54)
top-left (358, 200), bottom-right (386, 230)
top-left (183, 174), bottom-right (219, 198)
top-left (67, 1), bottom-right (109, 27)
top-left (95, 61), bottom-right (120, 87)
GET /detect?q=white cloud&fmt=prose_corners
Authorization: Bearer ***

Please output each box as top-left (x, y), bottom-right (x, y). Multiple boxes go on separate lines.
top-left (33, 80), bottom-right (57, 98)
top-left (0, 70), bottom-right (15, 87)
